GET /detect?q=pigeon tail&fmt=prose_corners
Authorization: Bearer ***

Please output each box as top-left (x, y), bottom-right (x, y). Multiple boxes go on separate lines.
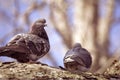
top-left (0, 47), bottom-right (14, 57)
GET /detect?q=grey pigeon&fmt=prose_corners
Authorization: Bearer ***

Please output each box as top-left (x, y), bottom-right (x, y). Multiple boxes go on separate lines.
top-left (0, 19), bottom-right (50, 63)
top-left (64, 43), bottom-right (92, 73)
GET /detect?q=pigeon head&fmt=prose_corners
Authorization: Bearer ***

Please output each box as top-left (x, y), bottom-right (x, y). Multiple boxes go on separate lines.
top-left (73, 43), bottom-right (82, 48)
top-left (30, 19), bottom-right (47, 34)
top-left (34, 19), bottom-right (46, 26)
top-left (30, 19), bottom-right (49, 40)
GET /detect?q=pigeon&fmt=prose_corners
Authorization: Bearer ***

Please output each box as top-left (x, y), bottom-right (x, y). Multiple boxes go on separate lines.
top-left (63, 43), bottom-right (92, 73)
top-left (0, 19), bottom-right (50, 63)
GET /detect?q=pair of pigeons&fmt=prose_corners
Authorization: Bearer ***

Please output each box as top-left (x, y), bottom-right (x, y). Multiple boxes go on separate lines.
top-left (0, 19), bottom-right (92, 72)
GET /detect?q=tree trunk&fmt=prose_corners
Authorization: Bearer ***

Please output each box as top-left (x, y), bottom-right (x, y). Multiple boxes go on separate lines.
top-left (0, 61), bottom-right (119, 80)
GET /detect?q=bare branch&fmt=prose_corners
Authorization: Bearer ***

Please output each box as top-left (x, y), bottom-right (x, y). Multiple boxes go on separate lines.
top-left (49, 0), bottom-right (72, 48)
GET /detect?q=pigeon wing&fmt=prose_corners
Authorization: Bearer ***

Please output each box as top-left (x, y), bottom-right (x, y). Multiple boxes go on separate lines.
top-left (5, 34), bottom-right (30, 54)
top-left (24, 34), bottom-right (50, 57)
top-left (72, 48), bottom-right (92, 68)
top-left (71, 54), bottom-right (86, 67)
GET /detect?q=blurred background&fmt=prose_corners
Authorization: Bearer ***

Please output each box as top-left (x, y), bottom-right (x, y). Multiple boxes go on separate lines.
top-left (0, 0), bottom-right (120, 73)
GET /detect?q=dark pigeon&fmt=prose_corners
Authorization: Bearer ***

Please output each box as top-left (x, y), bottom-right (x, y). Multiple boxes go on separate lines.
top-left (63, 43), bottom-right (92, 73)
top-left (0, 19), bottom-right (50, 63)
